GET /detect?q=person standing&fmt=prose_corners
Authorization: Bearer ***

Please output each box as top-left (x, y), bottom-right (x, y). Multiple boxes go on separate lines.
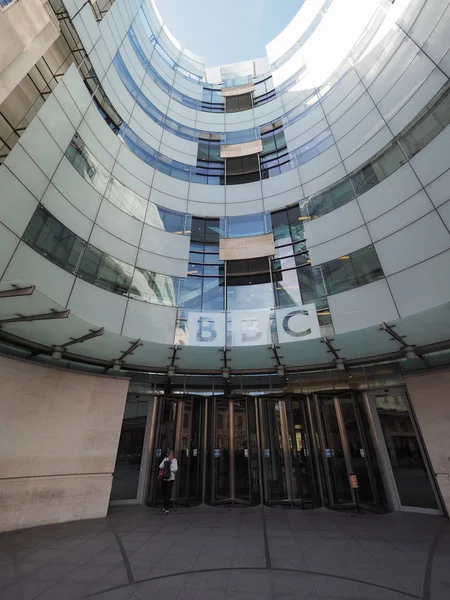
top-left (159, 450), bottom-right (178, 514)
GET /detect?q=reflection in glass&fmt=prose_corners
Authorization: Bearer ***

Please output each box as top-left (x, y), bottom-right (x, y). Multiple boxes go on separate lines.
top-left (274, 269), bottom-right (302, 307)
top-left (263, 401), bottom-right (289, 502)
top-left (104, 177), bottom-right (146, 221)
top-left (227, 280), bottom-right (274, 310)
top-left (214, 400), bottom-right (230, 500)
top-left (65, 133), bottom-right (109, 194)
top-left (78, 245), bottom-right (133, 295)
top-left (130, 268), bottom-right (178, 306)
top-left (111, 396), bottom-right (148, 500)
top-left (23, 206), bottom-right (84, 274)
top-left (375, 394), bottom-right (438, 509)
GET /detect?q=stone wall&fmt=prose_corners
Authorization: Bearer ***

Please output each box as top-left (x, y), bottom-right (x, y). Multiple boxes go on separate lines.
top-left (0, 355), bottom-right (129, 532)
top-left (405, 369), bottom-right (450, 516)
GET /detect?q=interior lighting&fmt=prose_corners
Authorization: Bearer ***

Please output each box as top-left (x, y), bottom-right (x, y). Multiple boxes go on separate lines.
top-left (51, 346), bottom-right (64, 360)
top-left (297, 216), bottom-right (310, 221)
top-left (112, 360), bottom-right (122, 372)
top-left (404, 346), bottom-right (417, 360)
top-left (338, 256), bottom-right (350, 260)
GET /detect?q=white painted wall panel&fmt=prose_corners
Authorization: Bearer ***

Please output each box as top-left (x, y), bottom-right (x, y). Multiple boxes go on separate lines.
top-left (226, 199), bottom-right (264, 217)
top-left (52, 158), bottom-right (103, 221)
top-left (367, 191), bottom-right (434, 242)
top-left (388, 249), bottom-right (450, 317)
top-left (151, 171), bottom-right (189, 200)
top-left (18, 117), bottom-right (63, 180)
top-left (329, 279), bottom-right (399, 334)
top-left (77, 121), bottom-right (115, 172)
top-left (425, 168), bottom-right (450, 208)
top-left (140, 225), bottom-right (190, 260)
top-left (116, 145), bottom-right (155, 187)
top-left (122, 298), bottom-right (177, 344)
top-left (37, 95), bottom-right (75, 152)
top-left (189, 183), bottom-right (226, 205)
top-left (309, 226), bottom-right (372, 265)
top-left (306, 199), bottom-right (364, 247)
top-left (3, 243), bottom-right (75, 306)
top-left (41, 184), bottom-right (92, 240)
top-left (261, 168), bottom-right (301, 197)
top-left (226, 181), bottom-right (263, 203)
top-left (299, 146), bottom-right (341, 183)
top-left (68, 279), bottom-right (128, 335)
top-left (302, 163), bottom-right (347, 197)
top-left (0, 223), bottom-right (19, 278)
top-left (89, 225), bottom-right (138, 265)
top-left (95, 200), bottom-right (142, 247)
top-left (0, 167), bottom-right (38, 236)
top-left (187, 201), bottom-right (225, 217)
top-left (136, 248), bottom-right (188, 278)
top-left (437, 199), bottom-right (450, 230)
top-left (411, 124), bottom-right (450, 187)
top-left (358, 163), bottom-right (422, 222)
top-left (111, 162), bottom-right (150, 200)
top-left (52, 81), bottom-right (83, 129)
top-left (375, 212), bottom-right (450, 276)
top-left (3, 145), bottom-right (48, 201)
top-left (344, 126), bottom-right (393, 173)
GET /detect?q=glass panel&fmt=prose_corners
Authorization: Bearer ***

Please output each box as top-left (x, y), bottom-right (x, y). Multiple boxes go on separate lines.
top-left (286, 398), bottom-right (315, 505)
top-left (321, 399), bottom-right (352, 504)
top-left (234, 400), bottom-right (251, 502)
top-left (152, 400), bottom-right (179, 507)
top-left (177, 399), bottom-right (203, 505)
top-left (77, 245), bottom-right (133, 295)
top-left (263, 400), bottom-right (289, 503)
top-left (317, 245), bottom-right (384, 296)
top-left (65, 133), bottom-right (109, 195)
top-left (351, 142), bottom-right (406, 196)
top-left (130, 269), bottom-right (178, 306)
top-left (111, 396), bottom-right (148, 500)
top-left (273, 269), bottom-right (302, 307)
top-left (227, 280), bottom-right (274, 310)
top-left (301, 178), bottom-right (355, 220)
top-left (338, 398), bottom-right (377, 508)
top-left (214, 399), bottom-right (230, 501)
top-left (375, 394), bottom-right (438, 509)
top-left (23, 206), bottom-right (84, 274)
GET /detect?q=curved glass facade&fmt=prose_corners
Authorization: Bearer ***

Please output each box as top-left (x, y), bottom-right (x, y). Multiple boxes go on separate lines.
top-left (0, 0), bottom-right (449, 375)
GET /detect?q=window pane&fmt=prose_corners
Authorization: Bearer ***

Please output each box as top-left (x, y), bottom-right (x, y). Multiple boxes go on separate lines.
top-left (65, 133), bottom-right (109, 195)
top-left (227, 281), bottom-right (274, 310)
top-left (351, 142), bottom-right (405, 196)
top-left (202, 277), bottom-right (224, 310)
top-left (301, 178), bottom-right (355, 219)
top-left (130, 268), bottom-right (178, 306)
top-left (78, 246), bottom-right (133, 295)
top-left (178, 276), bottom-right (203, 309)
top-left (273, 269), bottom-right (302, 307)
top-left (105, 177), bottom-right (146, 221)
top-left (23, 206), bottom-right (84, 274)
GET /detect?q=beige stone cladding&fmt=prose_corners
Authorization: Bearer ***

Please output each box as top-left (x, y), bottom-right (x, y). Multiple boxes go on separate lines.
top-left (405, 369), bottom-right (450, 515)
top-left (0, 354), bottom-right (129, 532)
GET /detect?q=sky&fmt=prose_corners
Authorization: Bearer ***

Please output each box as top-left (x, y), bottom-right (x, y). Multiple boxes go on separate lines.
top-left (154, 0), bottom-right (303, 67)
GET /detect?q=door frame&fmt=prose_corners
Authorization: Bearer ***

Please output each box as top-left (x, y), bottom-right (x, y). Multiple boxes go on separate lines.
top-left (364, 386), bottom-right (443, 515)
top-left (314, 391), bottom-right (384, 512)
top-left (209, 395), bottom-right (259, 506)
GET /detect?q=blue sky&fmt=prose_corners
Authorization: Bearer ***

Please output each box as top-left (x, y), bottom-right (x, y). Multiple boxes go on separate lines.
top-left (154, 0), bottom-right (303, 67)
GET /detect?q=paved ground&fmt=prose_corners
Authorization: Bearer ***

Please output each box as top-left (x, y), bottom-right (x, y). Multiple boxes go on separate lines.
top-left (0, 505), bottom-right (449, 600)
